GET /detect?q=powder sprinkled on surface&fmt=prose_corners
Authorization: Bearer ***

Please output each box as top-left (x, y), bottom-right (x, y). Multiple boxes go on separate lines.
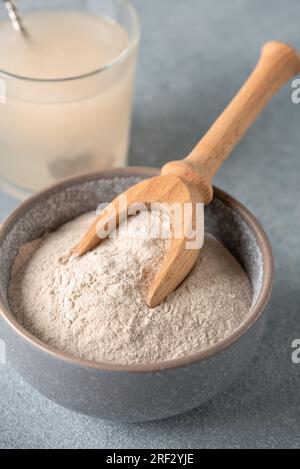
top-left (9, 210), bottom-right (252, 364)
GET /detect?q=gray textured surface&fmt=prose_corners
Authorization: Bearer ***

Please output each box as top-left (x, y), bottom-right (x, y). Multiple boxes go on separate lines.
top-left (0, 0), bottom-right (300, 449)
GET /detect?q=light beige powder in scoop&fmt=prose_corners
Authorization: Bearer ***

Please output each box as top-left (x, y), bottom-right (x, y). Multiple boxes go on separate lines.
top-left (9, 210), bottom-right (252, 364)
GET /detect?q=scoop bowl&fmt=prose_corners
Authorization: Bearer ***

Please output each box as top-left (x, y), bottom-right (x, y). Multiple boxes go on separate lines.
top-left (0, 168), bottom-right (273, 422)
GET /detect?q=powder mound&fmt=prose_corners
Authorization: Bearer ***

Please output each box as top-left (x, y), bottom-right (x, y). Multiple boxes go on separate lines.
top-left (9, 210), bottom-right (252, 364)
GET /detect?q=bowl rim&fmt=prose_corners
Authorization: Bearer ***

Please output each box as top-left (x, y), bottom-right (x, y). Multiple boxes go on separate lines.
top-left (0, 167), bottom-right (274, 373)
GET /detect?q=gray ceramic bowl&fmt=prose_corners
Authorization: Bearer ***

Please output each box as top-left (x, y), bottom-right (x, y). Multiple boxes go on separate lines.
top-left (0, 168), bottom-right (273, 422)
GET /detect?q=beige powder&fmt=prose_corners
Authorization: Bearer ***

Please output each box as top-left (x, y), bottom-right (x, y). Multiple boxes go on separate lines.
top-left (9, 210), bottom-right (252, 364)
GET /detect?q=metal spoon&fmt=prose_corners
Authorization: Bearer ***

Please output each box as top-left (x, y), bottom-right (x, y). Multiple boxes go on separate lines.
top-left (3, 0), bottom-right (27, 35)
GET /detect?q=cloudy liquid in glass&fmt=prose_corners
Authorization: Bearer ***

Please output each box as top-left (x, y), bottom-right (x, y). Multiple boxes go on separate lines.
top-left (0, 10), bottom-right (136, 197)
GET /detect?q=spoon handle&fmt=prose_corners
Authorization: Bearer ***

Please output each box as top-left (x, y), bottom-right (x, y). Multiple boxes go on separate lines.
top-left (3, 0), bottom-right (26, 34)
top-left (162, 41), bottom-right (300, 202)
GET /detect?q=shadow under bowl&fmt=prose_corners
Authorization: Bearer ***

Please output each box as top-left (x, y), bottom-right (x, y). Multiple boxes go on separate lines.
top-left (0, 167), bottom-right (274, 422)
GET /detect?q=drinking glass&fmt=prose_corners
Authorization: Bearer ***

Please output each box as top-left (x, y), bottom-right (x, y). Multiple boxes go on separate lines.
top-left (0, 0), bottom-right (140, 198)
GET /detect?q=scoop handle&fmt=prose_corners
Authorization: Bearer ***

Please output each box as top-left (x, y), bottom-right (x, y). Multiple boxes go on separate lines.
top-left (162, 41), bottom-right (300, 201)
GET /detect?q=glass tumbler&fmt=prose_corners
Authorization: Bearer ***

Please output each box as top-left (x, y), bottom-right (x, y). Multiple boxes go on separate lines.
top-left (0, 0), bottom-right (140, 199)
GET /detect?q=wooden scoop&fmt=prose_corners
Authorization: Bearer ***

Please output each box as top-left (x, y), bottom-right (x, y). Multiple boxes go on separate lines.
top-left (73, 41), bottom-right (300, 307)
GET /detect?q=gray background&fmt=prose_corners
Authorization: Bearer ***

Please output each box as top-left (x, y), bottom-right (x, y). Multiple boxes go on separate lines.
top-left (1, 0), bottom-right (300, 449)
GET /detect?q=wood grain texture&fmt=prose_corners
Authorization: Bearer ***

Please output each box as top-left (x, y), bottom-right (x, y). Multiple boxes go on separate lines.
top-left (164, 41), bottom-right (300, 191)
top-left (74, 41), bottom-right (300, 307)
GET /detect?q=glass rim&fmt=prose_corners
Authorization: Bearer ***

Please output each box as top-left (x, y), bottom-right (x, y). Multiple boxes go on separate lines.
top-left (0, 0), bottom-right (140, 83)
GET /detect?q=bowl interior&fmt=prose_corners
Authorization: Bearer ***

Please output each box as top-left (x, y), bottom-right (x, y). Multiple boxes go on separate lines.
top-left (0, 172), bottom-right (264, 318)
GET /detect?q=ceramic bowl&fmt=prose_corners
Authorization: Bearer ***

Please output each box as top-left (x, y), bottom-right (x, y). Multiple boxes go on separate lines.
top-left (0, 168), bottom-right (273, 422)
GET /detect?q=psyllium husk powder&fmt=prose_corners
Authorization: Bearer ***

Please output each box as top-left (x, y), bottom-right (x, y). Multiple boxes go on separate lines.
top-left (9, 210), bottom-right (252, 364)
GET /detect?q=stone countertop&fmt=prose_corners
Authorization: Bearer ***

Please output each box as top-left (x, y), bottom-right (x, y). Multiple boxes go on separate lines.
top-left (1, 0), bottom-right (300, 449)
